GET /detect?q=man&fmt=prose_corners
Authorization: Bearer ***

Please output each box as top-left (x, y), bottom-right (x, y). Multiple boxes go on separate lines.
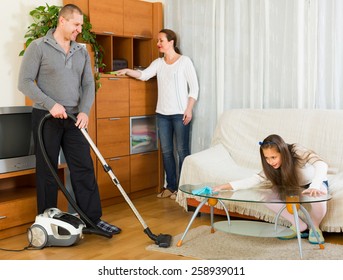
top-left (18, 4), bottom-right (121, 235)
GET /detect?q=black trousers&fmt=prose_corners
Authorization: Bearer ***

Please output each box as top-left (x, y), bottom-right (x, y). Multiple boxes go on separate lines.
top-left (32, 108), bottom-right (102, 223)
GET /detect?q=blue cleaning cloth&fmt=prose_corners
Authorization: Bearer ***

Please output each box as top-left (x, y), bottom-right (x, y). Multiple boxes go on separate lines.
top-left (192, 186), bottom-right (218, 195)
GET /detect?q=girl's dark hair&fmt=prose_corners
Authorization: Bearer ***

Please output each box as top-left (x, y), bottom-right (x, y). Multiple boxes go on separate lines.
top-left (159, 29), bottom-right (181, 54)
top-left (259, 134), bottom-right (300, 200)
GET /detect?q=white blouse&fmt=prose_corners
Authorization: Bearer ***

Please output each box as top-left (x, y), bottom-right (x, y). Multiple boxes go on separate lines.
top-left (138, 56), bottom-right (199, 115)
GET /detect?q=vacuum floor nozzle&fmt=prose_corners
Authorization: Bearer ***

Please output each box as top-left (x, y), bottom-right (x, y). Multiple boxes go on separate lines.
top-left (155, 234), bottom-right (172, 248)
top-left (144, 227), bottom-right (172, 248)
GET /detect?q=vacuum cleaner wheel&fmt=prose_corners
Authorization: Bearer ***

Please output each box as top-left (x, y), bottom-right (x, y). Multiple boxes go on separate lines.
top-left (27, 224), bottom-right (48, 249)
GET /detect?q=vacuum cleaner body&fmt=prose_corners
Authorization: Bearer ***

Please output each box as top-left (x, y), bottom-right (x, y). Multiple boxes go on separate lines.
top-left (27, 208), bottom-right (85, 249)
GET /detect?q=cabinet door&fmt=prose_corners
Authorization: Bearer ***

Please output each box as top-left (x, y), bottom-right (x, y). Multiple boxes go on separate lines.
top-left (96, 117), bottom-right (130, 158)
top-left (130, 151), bottom-right (158, 192)
top-left (96, 77), bottom-right (129, 118)
top-left (97, 156), bottom-right (130, 199)
top-left (130, 79), bottom-right (157, 116)
top-left (124, 0), bottom-right (153, 38)
top-left (63, 0), bottom-right (89, 16)
top-left (89, 0), bottom-right (124, 35)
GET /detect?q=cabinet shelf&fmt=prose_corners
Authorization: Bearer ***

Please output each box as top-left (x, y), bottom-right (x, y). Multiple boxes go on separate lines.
top-left (96, 34), bottom-right (154, 72)
top-left (0, 163), bottom-right (67, 180)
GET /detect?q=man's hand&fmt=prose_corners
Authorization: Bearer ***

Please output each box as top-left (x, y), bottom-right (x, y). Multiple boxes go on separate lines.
top-left (50, 104), bottom-right (67, 119)
top-left (75, 112), bottom-right (89, 129)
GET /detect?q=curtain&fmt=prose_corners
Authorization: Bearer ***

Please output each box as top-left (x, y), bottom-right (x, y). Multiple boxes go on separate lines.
top-left (164, 0), bottom-right (343, 153)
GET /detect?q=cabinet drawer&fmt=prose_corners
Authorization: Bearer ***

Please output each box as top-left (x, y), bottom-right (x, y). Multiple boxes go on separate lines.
top-left (97, 117), bottom-right (130, 158)
top-left (0, 191), bottom-right (68, 231)
top-left (96, 77), bottom-right (129, 118)
top-left (129, 79), bottom-right (157, 116)
top-left (97, 156), bottom-right (130, 200)
top-left (130, 151), bottom-right (158, 192)
top-left (0, 195), bottom-right (37, 230)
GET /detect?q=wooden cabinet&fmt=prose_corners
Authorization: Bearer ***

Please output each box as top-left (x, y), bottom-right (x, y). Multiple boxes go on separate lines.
top-left (89, 0), bottom-right (124, 35)
top-left (124, 0), bottom-right (153, 38)
top-left (64, 0), bottom-right (162, 72)
top-left (95, 74), bottom-right (159, 203)
top-left (96, 117), bottom-right (130, 158)
top-left (130, 151), bottom-right (158, 192)
top-left (130, 79), bottom-right (158, 116)
top-left (96, 77), bottom-right (129, 118)
top-left (97, 155), bottom-right (130, 199)
top-left (0, 166), bottom-right (68, 239)
top-left (88, 0), bottom-right (153, 38)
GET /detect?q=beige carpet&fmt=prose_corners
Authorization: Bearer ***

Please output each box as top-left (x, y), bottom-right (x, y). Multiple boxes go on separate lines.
top-left (146, 225), bottom-right (343, 260)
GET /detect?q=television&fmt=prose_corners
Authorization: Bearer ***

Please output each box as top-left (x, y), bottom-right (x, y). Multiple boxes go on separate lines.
top-left (0, 106), bottom-right (36, 173)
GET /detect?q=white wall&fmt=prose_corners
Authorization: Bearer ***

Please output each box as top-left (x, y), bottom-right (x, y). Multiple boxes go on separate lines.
top-left (0, 0), bottom-right (63, 107)
top-left (0, 0), bottom-right (164, 108)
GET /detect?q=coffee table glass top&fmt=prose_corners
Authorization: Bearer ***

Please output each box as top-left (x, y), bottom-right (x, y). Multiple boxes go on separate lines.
top-left (179, 183), bottom-right (332, 204)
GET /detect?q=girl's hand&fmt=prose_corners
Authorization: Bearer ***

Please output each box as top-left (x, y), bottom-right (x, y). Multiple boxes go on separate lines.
top-left (212, 183), bottom-right (232, 192)
top-left (302, 188), bottom-right (326, 197)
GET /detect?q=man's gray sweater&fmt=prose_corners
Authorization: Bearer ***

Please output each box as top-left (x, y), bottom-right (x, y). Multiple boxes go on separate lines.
top-left (18, 29), bottom-right (95, 115)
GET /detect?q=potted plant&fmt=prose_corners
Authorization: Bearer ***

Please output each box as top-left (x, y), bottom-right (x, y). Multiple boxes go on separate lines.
top-left (19, 3), bottom-right (104, 90)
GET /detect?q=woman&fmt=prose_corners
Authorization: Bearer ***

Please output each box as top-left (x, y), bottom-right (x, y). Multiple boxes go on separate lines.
top-left (213, 134), bottom-right (328, 244)
top-left (116, 29), bottom-right (199, 200)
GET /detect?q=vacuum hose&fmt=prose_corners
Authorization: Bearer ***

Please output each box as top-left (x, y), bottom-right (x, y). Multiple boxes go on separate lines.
top-left (38, 113), bottom-right (112, 239)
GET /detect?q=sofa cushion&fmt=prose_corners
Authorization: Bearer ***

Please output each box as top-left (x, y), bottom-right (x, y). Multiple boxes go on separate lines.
top-left (179, 143), bottom-right (257, 186)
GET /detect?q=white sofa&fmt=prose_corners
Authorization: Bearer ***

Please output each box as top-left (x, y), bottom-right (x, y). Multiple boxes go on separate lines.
top-left (176, 109), bottom-right (343, 232)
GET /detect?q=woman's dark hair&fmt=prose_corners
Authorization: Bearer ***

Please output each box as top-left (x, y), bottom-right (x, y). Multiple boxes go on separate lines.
top-left (259, 134), bottom-right (300, 199)
top-left (159, 29), bottom-right (181, 54)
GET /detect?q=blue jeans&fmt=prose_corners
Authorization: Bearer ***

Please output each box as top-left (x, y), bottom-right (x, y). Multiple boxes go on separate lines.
top-left (157, 113), bottom-right (190, 192)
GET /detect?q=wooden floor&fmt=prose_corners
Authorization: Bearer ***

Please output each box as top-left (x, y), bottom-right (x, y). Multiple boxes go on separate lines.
top-left (0, 194), bottom-right (342, 260)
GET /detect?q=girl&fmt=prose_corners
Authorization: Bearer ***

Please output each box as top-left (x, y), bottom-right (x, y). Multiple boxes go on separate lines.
top-left (212, 134), bottom-right (328, 244)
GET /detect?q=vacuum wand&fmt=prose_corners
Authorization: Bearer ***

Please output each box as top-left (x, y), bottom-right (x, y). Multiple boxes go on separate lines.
top-left (72, 114), bottom-right (172, 248)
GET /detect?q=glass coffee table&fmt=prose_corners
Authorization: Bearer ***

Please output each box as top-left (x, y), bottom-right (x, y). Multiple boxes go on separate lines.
top-left (178, 183), bottom-right (332, 258)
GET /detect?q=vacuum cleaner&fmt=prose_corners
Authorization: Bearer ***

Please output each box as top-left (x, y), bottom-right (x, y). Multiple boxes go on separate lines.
top-left (28, 113), bottom-right (172, 248)
top-left (27, 208), bottom-right (86, 249)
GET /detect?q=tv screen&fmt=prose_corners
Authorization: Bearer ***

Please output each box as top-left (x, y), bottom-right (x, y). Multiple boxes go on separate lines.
top-left (0, 106), bottom-right (35, 173)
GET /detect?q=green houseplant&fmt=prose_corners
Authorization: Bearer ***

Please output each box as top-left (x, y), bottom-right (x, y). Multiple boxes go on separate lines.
top-left (19, 3), bottom-right (104, 90)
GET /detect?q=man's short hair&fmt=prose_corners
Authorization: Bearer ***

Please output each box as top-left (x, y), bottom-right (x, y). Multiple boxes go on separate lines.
top-left (58, 4), bottom-right (83, 23)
